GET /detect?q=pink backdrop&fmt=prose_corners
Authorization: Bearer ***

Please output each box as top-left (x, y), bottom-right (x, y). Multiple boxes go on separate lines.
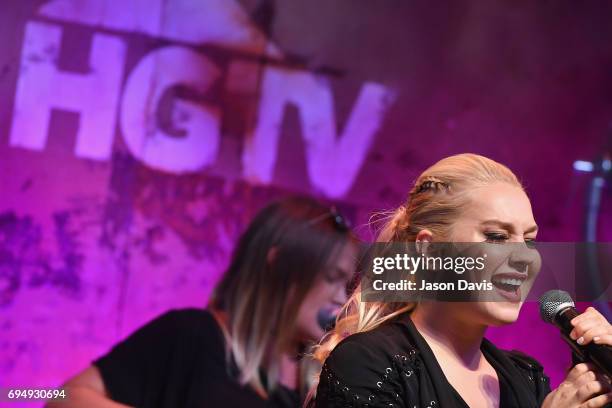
top-left (1, 1), bottom-right (612, 404)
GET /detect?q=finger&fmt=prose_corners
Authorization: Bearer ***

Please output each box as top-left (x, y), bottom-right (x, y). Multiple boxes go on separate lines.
top-left (575, 370), bottom-right (598, 388)
top-left (583, 369), bottom-right (612, 391)
top-left (568, 363), bottom-right (598, 383)
top-left (582, 369), bottom-right (612, 387)
top-left (580, 391), bottom-right (612, 408)
top-left (570, 317), bottom-right (602, 339)
top-left (593, 334), bottom-right (612, 347)
top-left (586, 306), bottom-right (606, 320)
top-left (577, 380), bottom-right (611, 402)
top-left (580, 327), bottom-right (612, 346)
top-left (571, 307), bottom-right (595, 325)
top-left (572, 307), bottom-right (603, 327)
top-left (571, 320), bottom-right (604, 342)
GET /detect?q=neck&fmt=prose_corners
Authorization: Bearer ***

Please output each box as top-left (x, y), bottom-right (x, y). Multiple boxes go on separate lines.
top-left (411, 303), bottom-right (487, 368)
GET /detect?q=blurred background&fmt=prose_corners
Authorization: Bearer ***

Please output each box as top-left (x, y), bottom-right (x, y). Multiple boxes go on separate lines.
top-left (1, 0), bottom-right (611, 401)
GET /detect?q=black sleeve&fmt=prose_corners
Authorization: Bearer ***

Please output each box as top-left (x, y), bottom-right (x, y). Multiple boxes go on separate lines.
top-left (93, 309), bottom-right (209, 407)
top-left (315, 337), bottom-right (418, 408)
top-left (507, 350), bottom-right (552, 405)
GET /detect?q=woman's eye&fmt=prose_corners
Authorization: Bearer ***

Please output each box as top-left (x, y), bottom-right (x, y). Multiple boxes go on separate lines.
top-left (324, 274), bottom-right (340, 283)
top-left (484, 232), bottom-right (509, 243)
top-left (525, 239), bottom-right (537, 248)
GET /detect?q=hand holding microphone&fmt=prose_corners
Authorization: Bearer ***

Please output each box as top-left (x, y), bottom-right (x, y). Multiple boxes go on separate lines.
top-left (569, 306), bottom-right (612, 351)
top-left (540, 290), bottom-right (612, 378)
top-left (540, 290), bottom-right (612, 407)
top-left (542, 362), bottom-right (612, 408)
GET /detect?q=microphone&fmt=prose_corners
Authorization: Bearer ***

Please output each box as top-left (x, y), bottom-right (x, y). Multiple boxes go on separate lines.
top-left (317, 308), bottom-right (337, 331)
top-left (539, 290), bottom-right (612, 377)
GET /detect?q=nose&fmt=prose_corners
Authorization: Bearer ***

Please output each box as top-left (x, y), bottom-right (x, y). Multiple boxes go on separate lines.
top-left (508, 242), bottom-right (538, 273)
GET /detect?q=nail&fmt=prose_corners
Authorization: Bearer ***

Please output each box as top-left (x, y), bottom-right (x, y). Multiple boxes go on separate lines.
top-left (577, 337), bottom-right (585, 345)
top-left (594, 336), bottom-right (601, 343)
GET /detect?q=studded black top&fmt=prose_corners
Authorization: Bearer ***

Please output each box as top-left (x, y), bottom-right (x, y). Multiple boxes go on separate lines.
top-left (314, 315), bottom-right (551, 408)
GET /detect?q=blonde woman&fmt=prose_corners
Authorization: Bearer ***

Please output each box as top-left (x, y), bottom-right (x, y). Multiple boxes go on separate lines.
top-left (48, 197), bottom-right (357, 408)
top-left (311, 154), bottom-right (612, 408)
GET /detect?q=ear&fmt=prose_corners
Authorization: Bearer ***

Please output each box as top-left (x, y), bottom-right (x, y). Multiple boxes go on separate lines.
top-left (415, 229), bottom-right (433, 255)
top-left (266, 246), bottom-right (279, 265)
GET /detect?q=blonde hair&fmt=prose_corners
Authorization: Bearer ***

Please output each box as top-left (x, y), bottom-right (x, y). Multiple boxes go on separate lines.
top-left (308, 153), bottom-right (523, 399)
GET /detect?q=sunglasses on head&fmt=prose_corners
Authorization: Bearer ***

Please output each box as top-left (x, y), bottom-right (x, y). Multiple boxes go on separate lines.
top-left (306, 206), bottom-right (351, 232)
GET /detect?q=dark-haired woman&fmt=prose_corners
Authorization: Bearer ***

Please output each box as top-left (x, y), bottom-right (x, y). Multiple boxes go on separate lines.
top-left (49, 197), bottom-right (357, 408)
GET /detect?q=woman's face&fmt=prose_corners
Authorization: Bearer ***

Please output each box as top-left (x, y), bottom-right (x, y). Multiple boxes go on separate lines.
top-left (448, 182), bottom-right (541, 326)
top-left (294, 242), bottom-right (358, 343)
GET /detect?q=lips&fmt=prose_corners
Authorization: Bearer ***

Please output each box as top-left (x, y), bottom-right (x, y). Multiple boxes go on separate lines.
top-left (490, 272), bottom-right (527, 302)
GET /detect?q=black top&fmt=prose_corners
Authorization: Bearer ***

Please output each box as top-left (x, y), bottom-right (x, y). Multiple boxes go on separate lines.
top-left (94, 308), bottom-right (300, 408)
top-left (314, 315), bottom-right (551, 408)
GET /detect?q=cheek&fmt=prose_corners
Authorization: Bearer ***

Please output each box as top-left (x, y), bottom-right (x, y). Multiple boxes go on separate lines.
top-left (298, 286), bottom-right (328, 319)
top-left (293, 298), bottom-right (325, 340)
top-left (530, 254), bottom-right (542, 277)
top-left (308, 280), bottom-right (338, 301)
top-left (296, 305), bottom-right (315, 326)
top-left (480, 245), bottom-right (515, 275)
top-left (293, 301), bottom-right (317, 335)
top-left (296, 283), bottom-right (338, 323)
top-left (302, 284), bottom-right (329, 313)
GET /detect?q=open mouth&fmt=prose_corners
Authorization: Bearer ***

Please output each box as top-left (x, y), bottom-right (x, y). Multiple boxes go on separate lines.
top-left (491, 277), bottom-right (522, 292)
top-left (490, 275), bottom-right (526, 301)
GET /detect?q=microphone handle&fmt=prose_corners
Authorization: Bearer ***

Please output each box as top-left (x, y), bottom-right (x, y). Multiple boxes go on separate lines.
top-left (556, 307), bottom-right (612, 378)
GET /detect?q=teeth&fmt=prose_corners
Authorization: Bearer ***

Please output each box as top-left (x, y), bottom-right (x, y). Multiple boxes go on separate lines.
top-left (498, 278), bottom-right (522, 286)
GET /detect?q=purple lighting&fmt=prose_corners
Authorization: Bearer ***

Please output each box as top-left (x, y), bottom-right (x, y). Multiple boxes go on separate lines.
top-left (1, 1), bottom-right (612, 405)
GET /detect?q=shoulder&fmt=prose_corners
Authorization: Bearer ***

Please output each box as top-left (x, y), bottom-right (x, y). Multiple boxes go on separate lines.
top-left (92, 308), bottom-right (220, 404)
top-left (503, 349), bottom-right (550, 385)
top-left (158, 308), bottom-right (218, 332)
top-left (317, 322), bottom-right (420, 407)
top-left (482, 338), bottom-right (546, 375)
top-left (153, 308), bottom-right (225, 350)
top-left (326, 320), bottom-right (417, 378)
top-left (504, 349), bottom-right (544, 371)
top-left (101, 308), bottom-right (222, 355)
top-left (500, 348), bottom-right (552, 402)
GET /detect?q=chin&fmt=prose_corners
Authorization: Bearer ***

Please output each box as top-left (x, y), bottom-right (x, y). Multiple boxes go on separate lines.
top-left (483, 302), bottom-right (523, 326)
top-left (296, 324), bottom-right (325, 344)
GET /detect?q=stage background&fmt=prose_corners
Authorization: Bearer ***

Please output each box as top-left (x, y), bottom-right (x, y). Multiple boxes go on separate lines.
top-left (1, 0), bottom-right (612, 402)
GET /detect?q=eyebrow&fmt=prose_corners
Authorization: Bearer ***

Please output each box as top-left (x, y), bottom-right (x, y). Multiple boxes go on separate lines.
top-left (481, 219), bottom-right (539, 234)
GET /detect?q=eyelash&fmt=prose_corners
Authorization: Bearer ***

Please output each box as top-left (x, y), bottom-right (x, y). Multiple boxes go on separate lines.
top-left (484, 232), bottom-right (537, 247)
top-left (324, 273), bottom-right (343, 283)
top-left (484, 232), bottom-right (509, 243)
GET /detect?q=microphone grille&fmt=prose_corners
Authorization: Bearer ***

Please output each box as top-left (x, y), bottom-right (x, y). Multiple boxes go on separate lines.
top-left (538, 290), bottom-right (574, 323)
